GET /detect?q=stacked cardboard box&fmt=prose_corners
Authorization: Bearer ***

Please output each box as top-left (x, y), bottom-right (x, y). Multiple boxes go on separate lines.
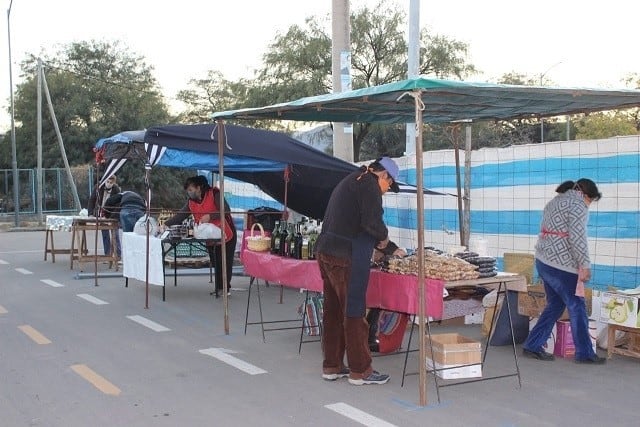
top-left (518, 284), bottom-right (592, 319)
top-left (426, 333), bottom-right (482, 379)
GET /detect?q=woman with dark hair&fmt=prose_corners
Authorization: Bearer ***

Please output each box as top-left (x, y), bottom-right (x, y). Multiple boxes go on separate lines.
top-left (522, 178), bottom-right (605, 364)
top-left (164, 175), bottom-right (237, 297)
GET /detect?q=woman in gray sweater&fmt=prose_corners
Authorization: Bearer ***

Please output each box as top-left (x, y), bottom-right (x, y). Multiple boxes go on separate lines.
top-left (522, 178), bottom-right (605, 364)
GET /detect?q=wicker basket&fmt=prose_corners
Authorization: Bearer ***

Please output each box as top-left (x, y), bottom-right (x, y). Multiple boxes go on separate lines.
top-left (246, 223), bottom-right (271, 252)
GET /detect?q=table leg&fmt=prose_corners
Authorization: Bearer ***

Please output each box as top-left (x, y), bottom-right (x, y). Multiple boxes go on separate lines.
top-left (608, 325), bottom-right (616, 359)
top-left (44, 230), bottom-right (49, 261)
top-left (70, 226), bottom-right (76, 270)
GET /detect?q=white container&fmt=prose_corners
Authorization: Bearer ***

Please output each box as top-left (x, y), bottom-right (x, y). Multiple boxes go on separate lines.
top-left (426, 358), bottom-right (482, 380)
top-left (469, 237), bottom-right (488, 256)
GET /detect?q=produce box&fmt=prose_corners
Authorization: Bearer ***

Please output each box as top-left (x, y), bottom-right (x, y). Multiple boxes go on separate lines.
top-left (518, 284), bottom-right (592, 319)
top-left (599, 292), bottom-right (640, 328)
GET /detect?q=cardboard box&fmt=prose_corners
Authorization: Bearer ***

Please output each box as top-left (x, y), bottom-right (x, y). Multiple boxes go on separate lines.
top-left (428, 333), bottom-right (482, 365)
top-left (518, 284), bottom-right (592, 319)
top-left (599, 292), bottom-right (640, 328)
top-left (554, 320), bottom-right (575, 358)
top-left (426, 357), bottom-right (482, 380)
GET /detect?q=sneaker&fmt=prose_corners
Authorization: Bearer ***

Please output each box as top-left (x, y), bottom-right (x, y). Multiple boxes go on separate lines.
top-left (348, 370), bottom-right (390, 386)
top-left (522, 348), bottom-right (555, 361)
top-left (575, 355), bottom-right (607, 364)
top-left (322, 367), bottom-right (350, 381)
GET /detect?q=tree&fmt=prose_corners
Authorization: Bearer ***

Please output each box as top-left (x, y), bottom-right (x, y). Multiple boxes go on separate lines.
top-left (574, 112), bottom-right (637, 140)
top-left (177, 0), bottom-right (476, 160)
top-left (0, 40), bottom-right (189, 208)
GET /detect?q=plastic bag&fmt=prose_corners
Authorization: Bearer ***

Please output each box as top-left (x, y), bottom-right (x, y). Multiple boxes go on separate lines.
top-left (193, 223), bottom-right (221, 239)
top-left (133, 215), bottom-right (159, 236)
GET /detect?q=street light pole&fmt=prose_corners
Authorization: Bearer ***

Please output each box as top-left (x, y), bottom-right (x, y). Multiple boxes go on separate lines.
top-left (539, 61), bottom-right (563, 144)
top-left (7, 0), bottom-right (19, 226)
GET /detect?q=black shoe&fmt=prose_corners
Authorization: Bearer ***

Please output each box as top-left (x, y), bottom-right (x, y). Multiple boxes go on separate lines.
top-left (575, 355), bottom-right (607, 364)
top-left (522, 348), bottom-right (555, 361)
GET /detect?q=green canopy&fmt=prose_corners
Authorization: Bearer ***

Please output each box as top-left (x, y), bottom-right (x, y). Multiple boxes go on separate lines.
top-left (212, 77), bottom-right (640, 124)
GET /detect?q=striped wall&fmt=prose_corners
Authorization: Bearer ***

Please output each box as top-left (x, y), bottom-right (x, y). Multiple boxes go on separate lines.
top-left (223, 135), bottom-right (640, 290)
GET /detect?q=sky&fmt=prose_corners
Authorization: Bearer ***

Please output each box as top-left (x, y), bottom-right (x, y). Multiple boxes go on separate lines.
top-left (1, 0), bottom-right (639, 132)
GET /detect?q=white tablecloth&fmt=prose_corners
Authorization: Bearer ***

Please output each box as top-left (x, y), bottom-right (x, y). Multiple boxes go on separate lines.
top-left (45, 215), bottom-right (87, 231)
top-left (122, 232), bottom-right (164, 286)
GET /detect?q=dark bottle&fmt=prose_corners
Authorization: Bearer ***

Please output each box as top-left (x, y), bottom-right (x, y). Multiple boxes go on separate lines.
top-left (278, 221), bottom-right (289, 256)
top-left (294, 223), bottom-right (303, 259)
top-left (270, 220), bottom-right (281, 254)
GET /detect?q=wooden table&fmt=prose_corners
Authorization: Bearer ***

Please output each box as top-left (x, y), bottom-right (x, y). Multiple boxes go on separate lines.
top-left (70, 217), bottom-right (120, 271)
top-left (607, 324), bottom-right (640, 359)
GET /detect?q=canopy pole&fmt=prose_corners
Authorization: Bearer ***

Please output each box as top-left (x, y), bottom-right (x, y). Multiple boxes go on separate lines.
top-left (414, 90), bottom-right (427, 406)
top-left (217, 120), bottom-right (230, 335)
top-left (144, 163), bottom-right (151, 310)
top-left (453, 126), bottom-right (465, 246)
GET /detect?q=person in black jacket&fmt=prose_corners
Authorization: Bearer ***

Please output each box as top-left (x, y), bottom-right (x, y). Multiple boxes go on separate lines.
top-left (87, 175), bottom-right (121, 256)
top-left (104, 190), bottom-right (147, 233)
top-left (315, 157), bottom-right (400, 386)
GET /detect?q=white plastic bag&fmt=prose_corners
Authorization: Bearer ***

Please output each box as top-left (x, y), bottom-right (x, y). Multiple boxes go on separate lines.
top-left (193, 223), bottom-right (221, 239)
top-left (134, 215), bottom-right (159, 236)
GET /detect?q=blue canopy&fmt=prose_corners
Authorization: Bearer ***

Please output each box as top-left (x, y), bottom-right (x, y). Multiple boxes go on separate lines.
top-left (96, 123), bottom-right (433, 219)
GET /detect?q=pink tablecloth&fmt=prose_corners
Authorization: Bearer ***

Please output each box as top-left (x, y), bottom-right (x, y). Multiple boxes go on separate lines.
top-left (241, 249), bottom-right (444, 318)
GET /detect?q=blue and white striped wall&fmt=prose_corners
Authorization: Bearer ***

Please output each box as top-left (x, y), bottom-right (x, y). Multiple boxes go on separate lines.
top-left (223, 135), bottom-right (640, 290)
top-left (386, 135), bottom-right (640, 290)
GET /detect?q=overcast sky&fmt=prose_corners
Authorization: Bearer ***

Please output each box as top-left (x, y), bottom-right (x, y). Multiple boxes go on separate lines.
top-left (1, 0), bottom-right (639, 132)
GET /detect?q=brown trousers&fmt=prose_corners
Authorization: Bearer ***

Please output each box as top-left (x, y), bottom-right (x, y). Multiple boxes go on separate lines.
top-left (317, 253), bottom-right (373, 380)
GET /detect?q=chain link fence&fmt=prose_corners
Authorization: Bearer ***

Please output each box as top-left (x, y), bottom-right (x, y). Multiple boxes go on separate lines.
top-left (0, 166), bottom-right (95, 217)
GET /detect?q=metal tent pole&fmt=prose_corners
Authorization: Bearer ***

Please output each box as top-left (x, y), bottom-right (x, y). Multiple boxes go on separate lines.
top-left (414, 90), bottom-right (427, 406)
top-left (217, 121), bottom-right (230, 335)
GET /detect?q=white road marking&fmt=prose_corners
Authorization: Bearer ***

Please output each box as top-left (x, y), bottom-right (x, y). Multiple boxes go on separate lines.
top-left (77, 294), bottom-right (108, 305)
top-left (199, 348), bottom-right (267, 375)
top-left (15, 268), bottom-right (33, 275)
top-left (41, 279), bottom-right (64, 288)
top-left (0, 259), bottom-right (9, 264)
top-left (325, 403), bottom-right (398, 427)
top-left (0, 250), bottom-right (40, 254)
top-left (126, 315), bottom-right (170, 332)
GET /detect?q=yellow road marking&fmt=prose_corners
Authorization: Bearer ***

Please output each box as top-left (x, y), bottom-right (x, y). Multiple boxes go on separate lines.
top-left (71, 364), bottom-right (121, 396)
top-left (18, 325), bottom-right (51, 344)
top-left (0, 304), bottom-right (7, 314)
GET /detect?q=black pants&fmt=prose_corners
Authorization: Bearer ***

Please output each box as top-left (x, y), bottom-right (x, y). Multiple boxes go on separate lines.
top-left (209, 233), bottom-right (237, 293)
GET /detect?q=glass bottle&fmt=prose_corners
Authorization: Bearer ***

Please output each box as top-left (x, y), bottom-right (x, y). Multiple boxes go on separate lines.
top-left (279, 221), bottom-right (289, 256)
top-left (285, 223), bottom-right (295, 257)
top-left (270, 220), bottom-right (281, 254)
top-left (295, 223), bottom-right (303, 259)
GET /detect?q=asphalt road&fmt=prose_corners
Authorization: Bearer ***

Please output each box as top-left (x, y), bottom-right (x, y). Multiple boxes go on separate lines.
top-left (1, 230), bottom-right (638, 427)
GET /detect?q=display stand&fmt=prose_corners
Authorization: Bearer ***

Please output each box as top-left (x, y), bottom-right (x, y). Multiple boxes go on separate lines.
top-left (43, 215), bottom-right (83, 263)
top-left (243, 277), bottom-right (321, 353)
top-left (400, 276), bottom-right (525, 403)
top-left (122, 233), bottom-right (220, 301)
top-left (69, 218), bottom-right (120, 271)
top-left (608, 324), bottom-right (640, 360)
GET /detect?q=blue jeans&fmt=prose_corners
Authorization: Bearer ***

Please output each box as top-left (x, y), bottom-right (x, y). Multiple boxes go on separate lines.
top-left (120, 208), bottom-right (145, 233)
top-left (523, 260), bottom-right (595, 360)
top-left (101, 229), bottom-right (121, 257)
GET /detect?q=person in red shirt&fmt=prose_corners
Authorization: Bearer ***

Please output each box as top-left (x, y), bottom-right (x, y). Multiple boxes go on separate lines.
top-left (164, 175), bottom-right (237, 297)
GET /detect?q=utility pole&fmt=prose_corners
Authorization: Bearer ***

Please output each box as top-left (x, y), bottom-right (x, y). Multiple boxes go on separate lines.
top-left (539, 61), bottom-right (563, 143)
top-left (405, 0), bottom-right (420, 155)
top-left (331, 0), bottom-right (353, 162)
top-left (7, 0), bottom-right (19, 226)
top-left (37, 59), bottom-right (43, 224)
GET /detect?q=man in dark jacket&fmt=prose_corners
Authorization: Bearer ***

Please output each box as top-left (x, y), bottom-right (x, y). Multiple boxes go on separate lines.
top-left (104, 190), bottom-right (147, 233)
top-left (87, 175), bottom-right (121, 256)
top-left (315, 157), bottom-right (400, 385)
